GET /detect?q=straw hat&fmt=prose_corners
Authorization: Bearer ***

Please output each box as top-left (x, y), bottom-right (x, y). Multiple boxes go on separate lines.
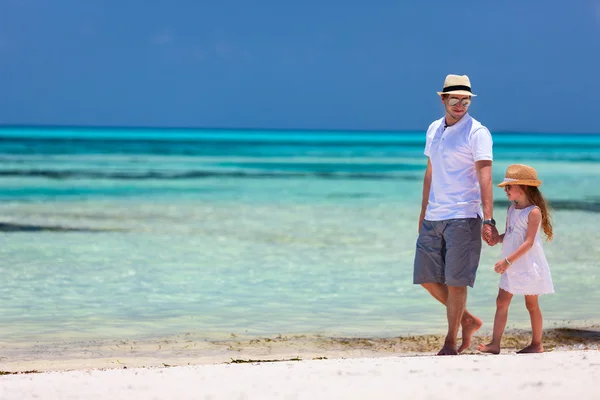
top-left (497, 164), bottom-right (542, 187)
top-left (437, 74), bottom-right (477, 97)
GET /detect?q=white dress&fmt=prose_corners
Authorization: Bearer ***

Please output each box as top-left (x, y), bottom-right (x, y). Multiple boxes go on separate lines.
top-left (500, 204), bottom-right (554, 295)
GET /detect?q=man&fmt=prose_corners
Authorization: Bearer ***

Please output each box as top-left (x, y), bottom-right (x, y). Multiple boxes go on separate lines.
top-left (413, 74), bottom-right (496, 355)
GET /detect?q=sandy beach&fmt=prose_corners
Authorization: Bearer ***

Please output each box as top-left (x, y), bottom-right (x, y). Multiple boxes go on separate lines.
top-left (1, 350), bottom-right (598, 400)
top-left (1, 329), bottom-right (599, 399)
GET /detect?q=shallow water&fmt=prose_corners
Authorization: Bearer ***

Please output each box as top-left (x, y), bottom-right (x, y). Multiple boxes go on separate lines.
top-left (1, 128), bottom-right (599, 346)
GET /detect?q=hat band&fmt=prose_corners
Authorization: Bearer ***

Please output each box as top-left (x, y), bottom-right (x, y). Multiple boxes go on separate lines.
top-left (442, 85), bottom-right (472, 93)
top-left (502, 178), bottom-right (518, 182)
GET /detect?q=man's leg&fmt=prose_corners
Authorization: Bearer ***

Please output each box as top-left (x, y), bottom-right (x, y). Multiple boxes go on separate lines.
top-left (414, 219), bottom-right (482, 353)
top-left (438, 285), bottom-right (467, 355)
top-left (422, 282), bottom-right (482, 354)
top-left (439, 217), bottom-right (484, 354)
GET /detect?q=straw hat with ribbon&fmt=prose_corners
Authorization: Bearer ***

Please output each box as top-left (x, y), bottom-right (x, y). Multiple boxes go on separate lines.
top-left (437, 74), bottom-right (477, 97)
top-left (497, 164), bottom-right (542, 187)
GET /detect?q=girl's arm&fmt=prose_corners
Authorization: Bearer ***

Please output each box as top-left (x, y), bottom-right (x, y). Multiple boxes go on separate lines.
top-left (494, 205), bottom-right (510, 244)
top-left (495, 208), bottom-right (541, 273)
top-left (497, 233), bottom-right (505, 243)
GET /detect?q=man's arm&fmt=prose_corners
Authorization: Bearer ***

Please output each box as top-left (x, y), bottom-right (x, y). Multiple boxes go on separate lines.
top-left (418, 158), bottom-right (432, 233)
top-left (476, 160), bottom-right (495, 243)
top-left (476, 160), bottom-right (493, 220)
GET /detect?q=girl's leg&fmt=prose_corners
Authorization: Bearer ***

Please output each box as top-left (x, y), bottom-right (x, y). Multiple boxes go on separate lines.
top-left (518, 295), bottom-right (544, 354)
top-left (478, 288), bottom-right (513, 354)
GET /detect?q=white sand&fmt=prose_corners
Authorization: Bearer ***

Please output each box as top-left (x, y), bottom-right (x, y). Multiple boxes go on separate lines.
top-left (1, 350), bottom-right (599, 400)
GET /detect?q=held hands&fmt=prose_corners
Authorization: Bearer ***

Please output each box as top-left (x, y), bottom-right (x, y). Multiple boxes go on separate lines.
top-left (489, 226), bottom-right (500, 246)
top-left (494, 258), bottom-right (510, 274)
top-left (482, 225), bottom-right (500, 246)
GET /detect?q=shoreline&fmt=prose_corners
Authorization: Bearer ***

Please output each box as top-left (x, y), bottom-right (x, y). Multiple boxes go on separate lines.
top-left (2, 326), bottom-right (598, 373)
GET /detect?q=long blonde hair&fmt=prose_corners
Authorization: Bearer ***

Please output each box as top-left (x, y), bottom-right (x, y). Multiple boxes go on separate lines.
top-left (522, 186), bottom-right (553, 241)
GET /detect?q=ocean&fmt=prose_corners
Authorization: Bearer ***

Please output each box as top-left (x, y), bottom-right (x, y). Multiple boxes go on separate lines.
top-left (1, 127), bottom-right (599, 349)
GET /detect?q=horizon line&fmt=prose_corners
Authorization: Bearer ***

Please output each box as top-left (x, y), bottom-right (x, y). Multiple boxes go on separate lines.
top-left (0, 123), bottom-right (599, 136)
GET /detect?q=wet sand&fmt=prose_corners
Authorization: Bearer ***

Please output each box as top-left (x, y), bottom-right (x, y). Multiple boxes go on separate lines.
top-left (1, 327), bottom-right (598, 373)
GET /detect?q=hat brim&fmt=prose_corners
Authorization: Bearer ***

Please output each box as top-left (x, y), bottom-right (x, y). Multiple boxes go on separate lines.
top-left (497, 180), bottom-right (542, 187)
top-left (437, 90), bottom-right (477, 97)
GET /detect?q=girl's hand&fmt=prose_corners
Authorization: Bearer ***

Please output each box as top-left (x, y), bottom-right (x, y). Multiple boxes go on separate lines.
top-left (494, 259), bottom-right (509, 274)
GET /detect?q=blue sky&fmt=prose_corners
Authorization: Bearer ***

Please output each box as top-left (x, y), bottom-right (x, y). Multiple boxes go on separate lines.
top-left (1, 0), bottom-right (599, 133)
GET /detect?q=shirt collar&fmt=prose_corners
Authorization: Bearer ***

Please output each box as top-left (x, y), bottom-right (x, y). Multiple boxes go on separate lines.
top-left (444, 113), bottom-right (472, 131)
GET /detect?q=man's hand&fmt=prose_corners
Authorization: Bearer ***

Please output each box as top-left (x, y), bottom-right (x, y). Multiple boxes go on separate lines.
top-left (481, 224), bottom-right (492, 244)
top-left (493, 226), bottom-right (500, 244)
top-left (418, 212), bottom-right (425, 234)
top-left (487, 226), bottom-right (500, 246)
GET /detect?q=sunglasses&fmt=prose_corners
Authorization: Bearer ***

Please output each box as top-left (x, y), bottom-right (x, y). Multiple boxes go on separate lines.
top-left (448, 98), bottom-right (471, 107)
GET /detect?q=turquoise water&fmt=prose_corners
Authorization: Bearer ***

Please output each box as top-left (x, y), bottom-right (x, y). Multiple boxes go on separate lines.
top-left (1, 127), bottom-right (599, 344)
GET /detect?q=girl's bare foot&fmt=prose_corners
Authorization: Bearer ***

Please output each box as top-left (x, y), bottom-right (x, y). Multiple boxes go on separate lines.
top-left (477, 342), bottom-right (500, 354)
top-left (517, 343), bottom-right (544, 354)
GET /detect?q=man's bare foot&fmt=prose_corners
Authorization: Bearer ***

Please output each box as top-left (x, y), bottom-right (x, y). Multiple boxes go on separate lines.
top-left (437, 343), bottom-right (458, 356)
top-left (458, 315), bottom-right (483, 353)
top-left (517, 343), bottom-right (544, 354)
top-left (477, 342), bottom-right (500, 354)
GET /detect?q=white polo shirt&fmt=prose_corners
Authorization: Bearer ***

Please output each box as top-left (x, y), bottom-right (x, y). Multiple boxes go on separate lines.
top-left (424, 113), bottom-right (493, 221)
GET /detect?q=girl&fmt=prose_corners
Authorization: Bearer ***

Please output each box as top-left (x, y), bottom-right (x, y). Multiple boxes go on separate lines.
top-left (478, 164), bottom-right (554, 354)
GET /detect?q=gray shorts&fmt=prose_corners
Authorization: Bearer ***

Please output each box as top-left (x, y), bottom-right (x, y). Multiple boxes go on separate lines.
top-left (413, 217), bottom-right (482, 288)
